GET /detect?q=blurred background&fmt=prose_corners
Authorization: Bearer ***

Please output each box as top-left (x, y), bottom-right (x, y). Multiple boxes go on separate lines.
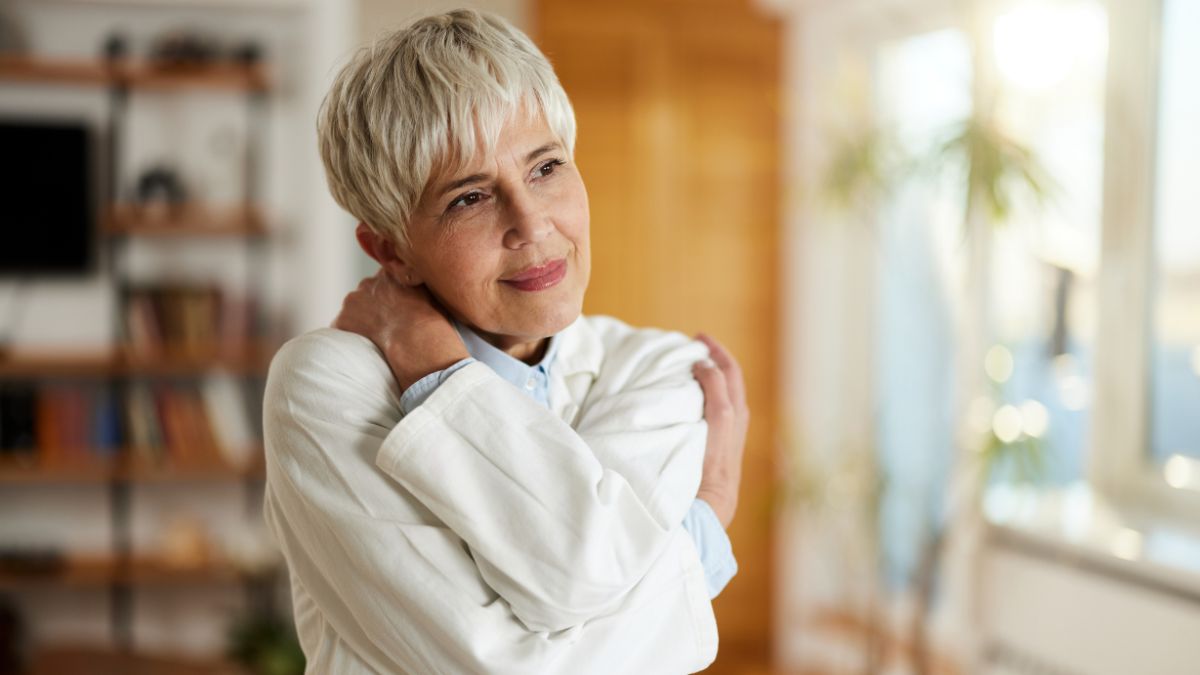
top-left (0, 0), bottom-right (1196, 673)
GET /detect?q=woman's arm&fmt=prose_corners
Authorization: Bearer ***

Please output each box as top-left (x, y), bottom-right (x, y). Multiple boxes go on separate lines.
top-left (375, 349), bottom-right (705, 633)
top-left (262, 330), bottom-right (717, 673)
top-left (325, 273), bottom-right (744, 633)
top-left (400, 357), bottom-right (740, 601)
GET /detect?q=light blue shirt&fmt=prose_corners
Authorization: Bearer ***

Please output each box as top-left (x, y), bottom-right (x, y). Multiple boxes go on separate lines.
top-left (398, 322), bottom-right (737, 599)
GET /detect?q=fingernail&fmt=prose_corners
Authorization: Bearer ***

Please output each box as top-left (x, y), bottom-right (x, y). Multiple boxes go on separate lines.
top-left (697, 358), bottom-right (716, 369)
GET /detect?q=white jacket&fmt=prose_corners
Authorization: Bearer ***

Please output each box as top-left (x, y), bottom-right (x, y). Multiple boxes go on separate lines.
top-left (262, 314), bottom-right (718, 674)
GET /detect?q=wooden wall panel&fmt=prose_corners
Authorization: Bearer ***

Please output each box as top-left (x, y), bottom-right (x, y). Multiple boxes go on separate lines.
top-left (534, 2), bottom-right (782, 668)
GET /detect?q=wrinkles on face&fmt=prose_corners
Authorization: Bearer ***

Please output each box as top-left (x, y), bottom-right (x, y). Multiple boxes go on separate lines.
top-left (401, 112), bottom-right (591, 356)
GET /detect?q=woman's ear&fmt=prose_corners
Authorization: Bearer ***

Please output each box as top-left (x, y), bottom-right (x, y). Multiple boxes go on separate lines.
top-left (355, 222), bottom-right (424, 286)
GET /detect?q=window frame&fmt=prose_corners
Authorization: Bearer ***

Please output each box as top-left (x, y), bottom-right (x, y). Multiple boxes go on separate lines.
top-left (1089, 0), bottom-right (1200, 518)
top-left (789, 0), bottom-right (1200, 519)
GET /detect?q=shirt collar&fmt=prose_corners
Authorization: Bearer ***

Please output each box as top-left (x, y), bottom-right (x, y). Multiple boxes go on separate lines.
top-left (454, 320), bottom-right (561, 384)
top-left (453, 314), bottom-right (604, 383)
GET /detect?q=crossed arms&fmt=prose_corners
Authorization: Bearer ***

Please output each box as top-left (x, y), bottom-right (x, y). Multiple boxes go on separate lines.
top-left (263, 324), bottom-right (744, 673)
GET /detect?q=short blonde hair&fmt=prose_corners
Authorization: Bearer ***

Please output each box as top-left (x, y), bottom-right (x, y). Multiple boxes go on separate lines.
top-left (317, 9), bottom-right (577, 247)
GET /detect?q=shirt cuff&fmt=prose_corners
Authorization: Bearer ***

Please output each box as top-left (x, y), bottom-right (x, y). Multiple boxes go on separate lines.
top-left (399, 357), bottom-right (476, 415)
top-left (680, 498), bottom-right (738, 598)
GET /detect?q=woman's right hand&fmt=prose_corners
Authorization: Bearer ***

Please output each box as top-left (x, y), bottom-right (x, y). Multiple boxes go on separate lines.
top-left (332, 271), bottom-right (469, 392)
top-left (692, 334), bottom-right (750, 529)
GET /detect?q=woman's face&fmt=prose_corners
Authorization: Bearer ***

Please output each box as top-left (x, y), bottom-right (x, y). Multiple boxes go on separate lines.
top-left (401, 112), bottom-right (591, 355)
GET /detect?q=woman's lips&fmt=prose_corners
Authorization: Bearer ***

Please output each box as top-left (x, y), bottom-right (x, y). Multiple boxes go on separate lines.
top-left (502, 258), bottom-right (568, 292)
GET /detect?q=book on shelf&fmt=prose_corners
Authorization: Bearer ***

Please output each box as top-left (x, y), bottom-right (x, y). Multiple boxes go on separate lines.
top-left (11, 384), bottom-right (103, 461)
top-left (1, 380), bottom-right (258, 472)
top-left (144, 382), bottom-right (255, 468)
top-left (10, 383), bottom-right (121, 461)
top-left (153, 387), bottom-right (183, 461)
top-left (121, 283), bottom-right (257, 359)
top-left (90, 387), bottom-right (122, 457)
top-left (0, 384), bottom-right (37, 453)
top-left (125, 383), bottom-right (163, 463)
top-left (200, 374), bottom-right (256, 468)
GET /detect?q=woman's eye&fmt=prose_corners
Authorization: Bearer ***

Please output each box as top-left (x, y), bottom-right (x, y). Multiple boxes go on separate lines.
top-left (447, 191), bottom-right (486, 211)
top-left (536, 159), bottom-right (565, 178)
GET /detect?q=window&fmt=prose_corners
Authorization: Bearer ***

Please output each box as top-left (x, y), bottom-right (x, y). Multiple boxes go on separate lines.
top-left (1150, 0), bottom-right (1200, 490)
top-left (866, 0), bottom-right (1198, 514)
top-left (874, 27), bottom-right (972, 584)
top-left (1087, 0), bottom-right (1200, 514)
top-left (988, 0), bottom-right (1108, 485)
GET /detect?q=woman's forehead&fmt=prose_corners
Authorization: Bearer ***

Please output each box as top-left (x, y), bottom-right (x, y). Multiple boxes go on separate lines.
top-left (439, 101), bottom-right (548, 166)
top-left (426, 111), bottom-right (561, 188)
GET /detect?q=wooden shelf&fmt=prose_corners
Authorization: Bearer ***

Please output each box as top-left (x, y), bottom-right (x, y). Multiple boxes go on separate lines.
top-left (29, 646), bottom-right (248, 675)
top-left (124, 454), bottom-right (266, 482)
top-left (131, 559), bottom-right (256, 585)
top-left (0, 451), bottom-right (265, 484)
top-left (0, 55), bottom-right (108, 85)
top-left (0, 343), bottom-right (277, 379)
top-left (0, 350), bottom-right (119, 378)
top-left (0, 553), bottom-right (266, 589)
top-left (0, 54), bottom-right (269, 92)
top-left (105, 204), bottom-right (267, 238)
top-left (120, 343), bottom-right (276, 376)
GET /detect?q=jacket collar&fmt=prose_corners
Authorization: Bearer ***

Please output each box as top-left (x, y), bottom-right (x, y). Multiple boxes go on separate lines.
top-left (555, 315), bottom-right (603, 378)
top-left (452, 314), bottom-right (602, 381)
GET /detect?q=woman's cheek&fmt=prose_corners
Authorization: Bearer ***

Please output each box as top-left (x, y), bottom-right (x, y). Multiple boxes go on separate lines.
top-left (449, 248), bottom-right (498, 289)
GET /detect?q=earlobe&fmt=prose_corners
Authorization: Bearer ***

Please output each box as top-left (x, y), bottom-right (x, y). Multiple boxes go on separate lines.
top-left (354, 222), bottom-right (423, 286)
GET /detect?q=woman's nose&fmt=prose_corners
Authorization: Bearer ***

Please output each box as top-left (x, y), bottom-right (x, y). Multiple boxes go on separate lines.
top-left (502, 190), bottom-right (553, 249)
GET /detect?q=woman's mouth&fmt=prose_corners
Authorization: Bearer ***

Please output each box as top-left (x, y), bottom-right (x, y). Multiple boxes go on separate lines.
top-left (501, 258), bottom-right (568, 292)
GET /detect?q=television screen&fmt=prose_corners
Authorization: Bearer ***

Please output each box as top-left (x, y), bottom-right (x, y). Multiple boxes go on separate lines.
top-left (0, 120), bottom-right (94, 276)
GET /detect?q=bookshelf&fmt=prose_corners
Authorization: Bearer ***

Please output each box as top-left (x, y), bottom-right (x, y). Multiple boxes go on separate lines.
top-left (27, 646), bottom-right (249, 675)
top-left (0, 48), bottom-right (280, 657)
top-left (0, 346), bottom-right (273, 378)
top-left (104, 203), bottom-right (268, 238)
top-left (0, 450), bottom-right (266, 484)
top-left (0, 554), bottom-right (265, 589)
top-left (0, 54), bottom-right (268, 91)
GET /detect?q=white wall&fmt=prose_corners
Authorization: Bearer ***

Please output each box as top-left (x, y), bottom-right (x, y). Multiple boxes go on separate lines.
top-left (358, 0), bottom-right (528, 46)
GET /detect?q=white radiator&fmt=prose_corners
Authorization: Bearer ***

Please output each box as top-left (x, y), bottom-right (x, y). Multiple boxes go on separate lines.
top-left (981, 539), bottom-right (1200, 675)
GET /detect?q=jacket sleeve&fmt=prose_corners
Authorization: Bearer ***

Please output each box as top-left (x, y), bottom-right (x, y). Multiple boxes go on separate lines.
top-left (262, 330), bottom-right (718, 673)
top-left (375, 331), bottom-right (709, 633)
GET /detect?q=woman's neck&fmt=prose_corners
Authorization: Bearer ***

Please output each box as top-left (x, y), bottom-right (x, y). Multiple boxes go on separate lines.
top-left (473, 329), bottom-right (548, 365)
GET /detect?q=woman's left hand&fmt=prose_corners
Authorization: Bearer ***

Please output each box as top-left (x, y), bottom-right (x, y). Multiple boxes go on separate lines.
top-left (692, 333), bottom-right (750, 529)
top-left (332, 270), bottom-right (469, 392)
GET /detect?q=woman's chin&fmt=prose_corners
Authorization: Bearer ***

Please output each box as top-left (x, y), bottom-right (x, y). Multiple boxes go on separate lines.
top-left (506, 282), bottom-right (586, 336)
top-left (543, 305), bottom-right (583, 335)
top-left (456, 298), bottom-right (583, 346)
top-left (511, 302), bottom-right (583, 340)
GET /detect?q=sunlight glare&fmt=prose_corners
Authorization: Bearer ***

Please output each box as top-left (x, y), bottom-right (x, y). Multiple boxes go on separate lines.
top-left (993, 3), bottom-right (1107, 91)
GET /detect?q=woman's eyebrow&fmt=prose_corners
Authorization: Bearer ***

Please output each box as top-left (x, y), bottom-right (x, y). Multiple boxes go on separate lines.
top-left (435, 141), bottom-right (564, 197)
top-left (438, 173), bottom-right (489, 197)
top-left (523, 141), bottom-right (561, 162)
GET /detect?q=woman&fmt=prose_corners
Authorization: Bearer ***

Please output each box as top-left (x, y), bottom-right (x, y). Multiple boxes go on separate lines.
top-left (263, 9), bottom-right (749, 674)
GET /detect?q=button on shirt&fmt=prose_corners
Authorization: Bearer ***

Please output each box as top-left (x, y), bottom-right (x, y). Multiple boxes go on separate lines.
top-left (399, 321), bottom-right (737, 599)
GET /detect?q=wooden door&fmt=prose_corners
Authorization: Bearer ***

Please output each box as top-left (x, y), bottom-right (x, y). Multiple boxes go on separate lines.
top-left (534, 2), bottom-right (782, 668)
